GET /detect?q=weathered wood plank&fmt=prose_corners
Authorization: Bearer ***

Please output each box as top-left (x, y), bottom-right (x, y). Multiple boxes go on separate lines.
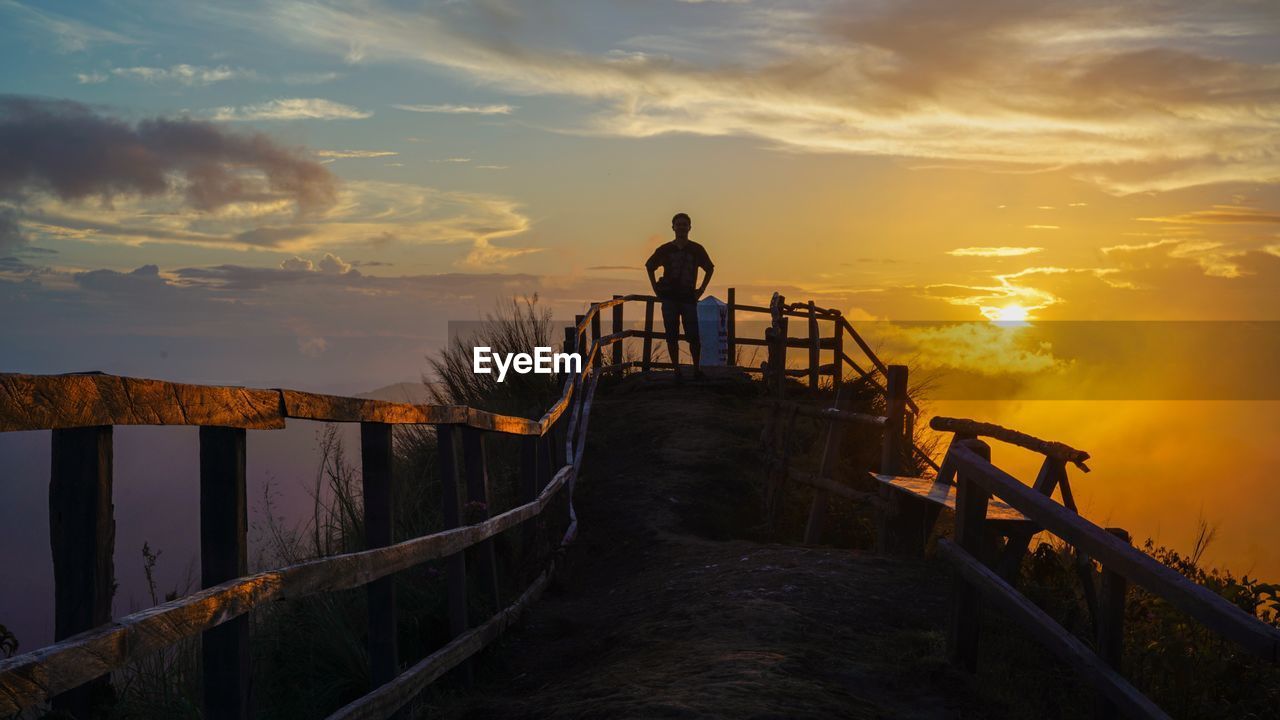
top-left (49, 425), bottom-right (115, 718)
top-left (949, 444), bottom-right (1280, 662)
top-left (931, 416), bottom-right (1091, 471)
top-left (361, 422), bottom-right (398, 690)
top-left (0, 373), bottom-right (283, 431)
top-left (870, 474), bottom-right (1035, 525)
top-left (937, 539), bottom-right (1170, 720)
top-left (199, 426), bottom-right (249, 720)
top-left (0, 469), bottom-right (572, 715)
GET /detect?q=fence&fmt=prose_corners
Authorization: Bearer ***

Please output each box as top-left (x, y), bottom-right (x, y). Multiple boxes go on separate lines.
top-left (0, 289), bottom-right (918, 719)
top-left (759, 375), bottom-right (1280, 718)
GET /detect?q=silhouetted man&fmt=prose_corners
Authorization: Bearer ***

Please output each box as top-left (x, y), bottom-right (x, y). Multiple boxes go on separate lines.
top-left (645, 212), bottom-right (715, 381)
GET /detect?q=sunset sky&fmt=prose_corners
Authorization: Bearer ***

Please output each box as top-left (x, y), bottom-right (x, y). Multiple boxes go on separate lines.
top-left (2, 0), bottom-right (1280, 603)
top-left (2, 0), bottom-right (1278, 390)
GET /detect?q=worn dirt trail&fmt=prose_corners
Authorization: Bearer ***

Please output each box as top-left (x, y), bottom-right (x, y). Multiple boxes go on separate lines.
top-left (433, 372), bottom-right (1004, 719)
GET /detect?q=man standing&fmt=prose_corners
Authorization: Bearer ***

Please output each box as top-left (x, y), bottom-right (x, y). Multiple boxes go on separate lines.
top-left (645, 212), bottom-right (715, 381)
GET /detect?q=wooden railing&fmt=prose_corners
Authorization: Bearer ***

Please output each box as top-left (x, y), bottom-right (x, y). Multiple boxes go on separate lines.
top-left (0, 289), bottom-right (925, 719)
top-left (931, 422), bottom-right (1280, 720)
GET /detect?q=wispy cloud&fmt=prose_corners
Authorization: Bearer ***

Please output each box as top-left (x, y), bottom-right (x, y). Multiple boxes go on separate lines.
top-left (244, 0), bottom-right (1280, 193)
top-left (392, 103), bottom-right (515, 115)
top-left (209, 98), bottom-right (372, 121)
top-left (948, 247), bottom-right (1044, 257)
top-left (1, 0), bottom-right (135, 52)
top-left (103, 64), bottom-right (254, 86)
top-left (1025, 225), bottom-right (1060, 230)
top-left (1138, 206), bottom-right (1280, 225)
top-left (315, 149), bottom-right (399, 159)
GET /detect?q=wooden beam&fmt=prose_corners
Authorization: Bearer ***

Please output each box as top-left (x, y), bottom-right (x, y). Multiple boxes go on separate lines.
top-left (930, 416), bottom-right (1091, 471)
top-left (611, 296), bottom-right (624, 366)
top-left (0, 468), bottom-right (574, 716)
top-left (937, 539), bottom-right (1170, 720)
top-left (832, 317), bottom-right (843, 393)
top-left (803, 385), bottom-right (856, 544)
top-left (461, 427), bottom-right (500, 613)
top-left (199, 426), bottom-right (249, 720)
top-left (642, 299), bottom-right (654, 373)
top-left (2, 373), bottom-right (283, 431)
top-left (949, 444), bottom-right (1280, 662)
top-left (807, 301), bottom-right (820, 390)
top-left (325, 564), bottom-right (555, 720)
top-left (726, 287), bottom-right (736, 364)
top-left (880, 365), bottom-right (908, 476)
top-left (361, 422), bottom-right (398, 690)
top-left (49, 425), bottom-right (115, 719)
top-left (949, 438), bottom-right (991, 672)
top-left (1097, 528), bottom-right (1131, 720)
top-left (435, 426), bottom-right (468, 645)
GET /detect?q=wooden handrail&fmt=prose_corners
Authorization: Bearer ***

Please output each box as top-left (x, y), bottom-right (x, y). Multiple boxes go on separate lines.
top-left (948, 444), bottom-right (1280, 662)
top-left (937, 539), bottom-right (1171, 720)
top-left (931, 416), bottom-right (1091, 471)
top-left (0, 465), bottom-right (574, 714)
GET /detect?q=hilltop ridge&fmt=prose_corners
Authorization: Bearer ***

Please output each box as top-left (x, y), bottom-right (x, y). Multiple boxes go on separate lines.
top-left (431, 370), bottom-right (1005, 719)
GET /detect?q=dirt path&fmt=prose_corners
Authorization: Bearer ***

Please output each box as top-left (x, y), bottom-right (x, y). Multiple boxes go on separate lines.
top-left (433, 372), bottom-right (1004, 719)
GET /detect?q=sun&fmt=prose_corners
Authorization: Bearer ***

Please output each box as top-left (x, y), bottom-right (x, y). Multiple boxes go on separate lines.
top-left (985, 304), bottom-right (1031, 324)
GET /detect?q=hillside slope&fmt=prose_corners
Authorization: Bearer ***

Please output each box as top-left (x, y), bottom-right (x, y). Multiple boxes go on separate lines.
top-left (431, 371), bottom-right (1005, 719)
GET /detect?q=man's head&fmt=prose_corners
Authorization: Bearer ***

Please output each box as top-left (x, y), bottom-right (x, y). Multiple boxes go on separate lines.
top-left (671, 212), bottom-right (692, 241)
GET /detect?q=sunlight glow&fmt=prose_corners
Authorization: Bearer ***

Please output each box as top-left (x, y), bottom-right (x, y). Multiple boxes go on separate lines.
top-left (984, 304), bottom-right (1032, 324)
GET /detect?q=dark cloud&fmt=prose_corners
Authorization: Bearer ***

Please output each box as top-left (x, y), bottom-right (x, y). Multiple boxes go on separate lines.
top-left (0, 95), bottom-right (338, 246)
top-left (0, 207), bottom-right (22, 254)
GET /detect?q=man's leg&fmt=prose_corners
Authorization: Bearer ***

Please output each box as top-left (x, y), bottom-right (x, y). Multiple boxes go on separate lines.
top-left (683, 301), bottom-right (704, 378)
top-left (660, 300), bottom-right (682, 377)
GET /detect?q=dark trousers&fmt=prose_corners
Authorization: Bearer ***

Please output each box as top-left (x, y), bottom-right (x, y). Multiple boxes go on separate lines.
top-left (660, 298), bottom-right (700, 365)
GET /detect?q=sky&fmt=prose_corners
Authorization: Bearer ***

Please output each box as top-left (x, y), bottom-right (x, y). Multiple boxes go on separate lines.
top-left (2, 0), bottom-right (1280, 642)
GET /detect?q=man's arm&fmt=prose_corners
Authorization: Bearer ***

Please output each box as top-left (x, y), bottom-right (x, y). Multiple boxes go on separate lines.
top-left (695, 247), bottom-right (714, 298)
top-left (644, 247), bottom-right (663, 295)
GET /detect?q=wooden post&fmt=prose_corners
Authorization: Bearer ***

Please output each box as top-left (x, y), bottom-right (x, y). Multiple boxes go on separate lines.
top-left (775, 316), bottom-right (789, 399)
top-left (199, 426), bottom-right (249, 720)
top-left (1096, 528), bottom-right (1131, 720)
top-left (575, 314), bottom-right (586, 369)
top-left (519, 435), bottom-right (539, 561)
top-left (726, 287), bottom-right (736, 366)
top-left (611, 295), bottom-right (624, 366)
top-left (832, 316), bottom-right (844, 393)
top-left (563, 323), bottom-right (577, 386)
top-left (461, 427), bottom-right (500, 612)
top-left (361, 422), bottom-right (397, 690)
top-left (642, 299), bottom-right (654, 373)
top-left (881, 365), bottom-right (908, 475)
top-left (590, 306), bottom-right (601, 349)
top-left (435, 426), bottom-right (468, 640)
top-left (803, 385), bottom-right (856, 544)
top-left (807, 301), bottom-right (820, 390)
top-left (949, 438), bottom-right (992, 672)
top-left (49, 425), bottom-right (115, 719)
